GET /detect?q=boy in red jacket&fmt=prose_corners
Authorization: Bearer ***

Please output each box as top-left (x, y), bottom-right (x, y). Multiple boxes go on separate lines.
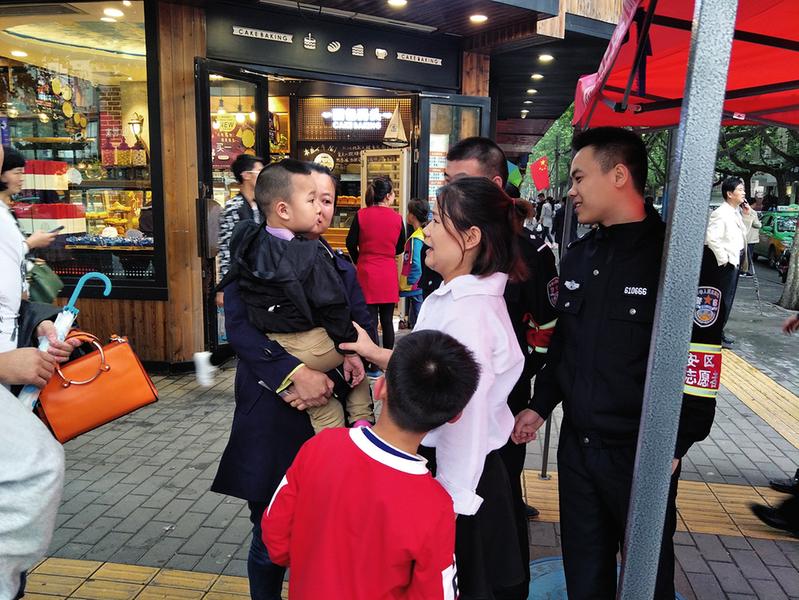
top-left (263, 330), bottom-right (480, 600)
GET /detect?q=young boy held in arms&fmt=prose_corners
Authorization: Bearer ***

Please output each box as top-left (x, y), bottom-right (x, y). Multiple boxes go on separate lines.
top-left (263, 330), bottom-right (480, 599)
top-left (222, 159), bottom-right (372, 431)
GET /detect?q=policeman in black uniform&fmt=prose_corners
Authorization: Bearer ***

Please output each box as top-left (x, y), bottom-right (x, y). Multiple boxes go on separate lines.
top-left (445, 137), bottom-right (559, 599)
top-left (512, 127), bottom-right (724, 599)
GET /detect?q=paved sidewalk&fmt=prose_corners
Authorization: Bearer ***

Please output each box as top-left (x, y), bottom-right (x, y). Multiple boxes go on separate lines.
top-left (36, 261), bottom-right (799, 598)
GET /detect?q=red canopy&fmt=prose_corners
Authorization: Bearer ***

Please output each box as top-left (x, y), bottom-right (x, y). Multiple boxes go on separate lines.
top-left (574, 0), bottom-right (799, 129)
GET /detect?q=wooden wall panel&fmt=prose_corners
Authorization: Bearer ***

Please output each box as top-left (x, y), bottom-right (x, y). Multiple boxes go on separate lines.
top-left (461, 52), bottom-right (491, 97)
top-left (158, 2), bottom-right (206, 363)
top-left (538, 0), bottom-right (623, 39)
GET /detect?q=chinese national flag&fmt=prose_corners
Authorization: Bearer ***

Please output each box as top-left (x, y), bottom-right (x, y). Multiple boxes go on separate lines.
top-left (530, 156), bottom-right (550, 190)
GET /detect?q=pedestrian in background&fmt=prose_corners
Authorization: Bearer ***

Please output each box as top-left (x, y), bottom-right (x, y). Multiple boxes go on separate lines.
top-left (399, 198), bottom-right (427, 329)
top-left (216, 154), bottom-right (265, 307)
top-left (705, 176), bottom-right (748, 347)
top-left (346, 176), bottom-right (406, 357)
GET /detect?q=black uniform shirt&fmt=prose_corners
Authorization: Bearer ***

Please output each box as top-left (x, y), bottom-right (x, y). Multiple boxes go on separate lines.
top-left (531, 209), bottom-right (722, 457)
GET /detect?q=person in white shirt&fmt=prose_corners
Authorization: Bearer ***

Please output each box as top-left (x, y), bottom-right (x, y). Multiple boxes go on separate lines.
top-left (342, 176), bottom-right (529, 599)
top-left (539, 197), bottom-right (554, 243)
top-left (705, 176), bottom-right (748, 346)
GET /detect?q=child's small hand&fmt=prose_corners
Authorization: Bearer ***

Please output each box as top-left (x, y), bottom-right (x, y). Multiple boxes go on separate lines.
top-left (343, 353), bottom-right (365, 387)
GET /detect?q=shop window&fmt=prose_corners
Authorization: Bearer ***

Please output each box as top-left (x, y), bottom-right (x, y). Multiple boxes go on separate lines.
top-left (0, 1), bottom-right (161, 289)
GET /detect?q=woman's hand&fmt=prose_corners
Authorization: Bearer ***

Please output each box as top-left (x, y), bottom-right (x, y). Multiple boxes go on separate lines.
top-left (26, 231), bottom-right (58, 250)
top-left (339, 322), bottom-right (392, 370)
top-left (36, 321), bottom-right (81, 363)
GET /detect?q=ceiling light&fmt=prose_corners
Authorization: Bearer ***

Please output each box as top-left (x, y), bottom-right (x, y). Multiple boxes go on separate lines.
top-left (209, 74), bottom-right (223, 80)
top-left (10, 50), bottom-right (27, 58)
top-left (387, 0), bottom-right (407, 6)
top-left (103, 7), bottom-right (125, 17)
top-left (523, 100), bottom-right (533, 105)
top-left (100, 16), bottom-right (116, 22)
top-left (122, 0), bottom-right (132, 5)
top-left (469, 14), bottom-right (488, 23)
top-left (526, 89), bottom-right (538, 94)
top-left (538, 54), bottom-right (554, 63)
top-left (520, 110), bottom-right (529, 119)
top-left (531, 73), bottom-right (544, 80)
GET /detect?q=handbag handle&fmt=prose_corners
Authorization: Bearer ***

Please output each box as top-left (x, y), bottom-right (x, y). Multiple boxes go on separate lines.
top-left (56, 332), bottom-right (111, 387)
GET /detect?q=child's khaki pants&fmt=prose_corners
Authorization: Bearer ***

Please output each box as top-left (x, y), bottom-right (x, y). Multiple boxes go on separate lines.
top-left (268, 327), bottom-right (372, 432)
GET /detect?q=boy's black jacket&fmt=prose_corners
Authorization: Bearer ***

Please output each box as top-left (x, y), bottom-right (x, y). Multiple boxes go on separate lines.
top-left (218, 221), bottom-right (357, 351)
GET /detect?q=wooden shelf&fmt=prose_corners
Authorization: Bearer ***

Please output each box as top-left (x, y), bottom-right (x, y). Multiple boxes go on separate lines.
top-left (71, 180), bottom-right (151, 190)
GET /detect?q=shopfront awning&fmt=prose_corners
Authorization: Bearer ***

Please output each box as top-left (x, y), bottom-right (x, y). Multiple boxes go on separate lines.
top-left (573, 0), bottom-right (799, 129)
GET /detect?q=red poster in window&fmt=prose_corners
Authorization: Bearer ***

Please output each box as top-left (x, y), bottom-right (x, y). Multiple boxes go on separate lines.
top-left (211, 115), bottom-right (256, 169)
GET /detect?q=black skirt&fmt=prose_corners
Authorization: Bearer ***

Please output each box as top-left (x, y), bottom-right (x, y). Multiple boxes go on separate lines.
top-left (421, 447), bottom-right (527, 600)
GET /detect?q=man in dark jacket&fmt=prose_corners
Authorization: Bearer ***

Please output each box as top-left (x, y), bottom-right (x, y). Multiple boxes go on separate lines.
top-left (212, 162), bottom-right (373, 600)
top-left (552, 196), bottom-right (578, 248)
top-left (512, 127), bottom-right (723, 599)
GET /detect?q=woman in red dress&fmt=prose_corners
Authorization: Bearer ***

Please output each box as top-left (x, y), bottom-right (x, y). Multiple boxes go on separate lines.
top-left (346, 176), bottom-right (406, 351)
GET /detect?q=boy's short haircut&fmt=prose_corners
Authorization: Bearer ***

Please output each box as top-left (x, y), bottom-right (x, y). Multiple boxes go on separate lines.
top-left (571, 126), bottom-right (648, 196)
top-left (446, 137), bottom-right (509, 186)
top-left (231, 154), bottom-right (265, 184)
top-left (255, 159), bottom-right (313, 216)
top-left (407, 198), bottom-right (428, 225)
top-left (384, 330), bottom-right (479, 433)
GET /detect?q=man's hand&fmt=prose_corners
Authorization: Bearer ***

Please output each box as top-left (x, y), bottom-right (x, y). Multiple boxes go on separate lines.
top-left (511, 409), bottom-right (546, 444)
top-left (342, 353), bottom-right (365, 387)
top-left (215, 292), bottom-right (224, 308)
top-left (0, 348), bottom-right (57, 387)
top-left (26, 231), bottom-right (58, 250)
top-left (281, 365), bottom-right (333, 411)
top-left (36, 321), bottom-right (81, 363)
top-left (782, 314), bottom-right (799, 335)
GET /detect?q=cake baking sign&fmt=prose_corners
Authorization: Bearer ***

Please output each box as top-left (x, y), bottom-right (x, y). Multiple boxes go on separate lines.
top-left (232, 26), bottom-right (293, 44)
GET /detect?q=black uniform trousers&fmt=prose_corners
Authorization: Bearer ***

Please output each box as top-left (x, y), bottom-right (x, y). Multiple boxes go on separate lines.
top-left (558, 424), bottom-right (679, 600)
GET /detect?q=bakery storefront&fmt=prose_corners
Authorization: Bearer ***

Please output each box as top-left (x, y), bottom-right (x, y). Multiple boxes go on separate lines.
top-left (0, 1), bottom-right (490, 365)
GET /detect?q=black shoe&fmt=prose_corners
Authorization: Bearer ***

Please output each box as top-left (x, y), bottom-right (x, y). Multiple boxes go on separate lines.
top-left (750, 503), bottom-right (799, 536)
top-left (525, 504), bottom-right (540, 519)
top-left (770, 469), bottom-right (799, 495)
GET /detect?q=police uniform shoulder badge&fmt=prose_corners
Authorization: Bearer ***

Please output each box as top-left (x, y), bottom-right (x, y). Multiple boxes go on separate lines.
top-left (694, 286), bottom-right (722, 328)
top-left (547, 276), bottom-right (559, 307)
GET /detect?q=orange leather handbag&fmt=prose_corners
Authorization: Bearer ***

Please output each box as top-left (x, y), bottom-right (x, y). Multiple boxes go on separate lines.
top-left (37, 331), bottom-right (158, 443)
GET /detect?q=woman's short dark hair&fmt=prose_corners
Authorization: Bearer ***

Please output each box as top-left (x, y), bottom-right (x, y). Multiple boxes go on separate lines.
top-left (1, 146), bottom-right (25, 193)
top-left (436, 176), bottom-right (529, 282)
top-left (407, 198), bottom-right (428, 225)
top-left (721, 176), bottom-right (744, 201)
top-left (365, 176), bottom-right (393, 207)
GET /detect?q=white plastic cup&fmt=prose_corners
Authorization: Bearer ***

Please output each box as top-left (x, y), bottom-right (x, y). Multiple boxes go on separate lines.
top-left (193, 351), bottom-right (216, 387)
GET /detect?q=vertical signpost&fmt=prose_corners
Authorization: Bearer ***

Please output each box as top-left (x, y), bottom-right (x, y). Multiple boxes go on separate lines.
top-left (618, 1), bottom-right (739, 598)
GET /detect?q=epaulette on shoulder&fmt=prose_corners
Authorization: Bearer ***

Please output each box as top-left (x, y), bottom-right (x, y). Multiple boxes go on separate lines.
top-left (566, 229), bottom-right (592, 249)
top-left (519, 230), bottom-right (551, 253)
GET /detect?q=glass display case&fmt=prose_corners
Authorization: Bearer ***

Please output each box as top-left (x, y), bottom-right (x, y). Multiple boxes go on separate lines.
top-left (360, 148), bottom-right (411, 215)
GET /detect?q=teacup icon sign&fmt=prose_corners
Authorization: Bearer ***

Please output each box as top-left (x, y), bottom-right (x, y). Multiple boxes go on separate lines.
top-left (375, 48), bottom-right (388, 60)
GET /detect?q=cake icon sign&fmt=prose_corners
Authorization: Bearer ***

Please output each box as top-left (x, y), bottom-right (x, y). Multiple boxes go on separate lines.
top-left (327, 41), bottom-right (341, 53)
top-left (351, 44), bottom-right (365, 57)
top-left (303, 33), bottom-right (316, 50)
top-left (375, 48), bottom-right (388, 60)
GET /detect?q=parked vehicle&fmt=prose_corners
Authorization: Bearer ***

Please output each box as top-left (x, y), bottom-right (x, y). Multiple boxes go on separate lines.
top-left (752, 205), bottom-right (798, 268)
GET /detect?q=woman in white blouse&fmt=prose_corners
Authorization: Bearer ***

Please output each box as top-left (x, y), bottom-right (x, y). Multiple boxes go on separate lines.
top-left (343, 176), bottom-right (528, 599)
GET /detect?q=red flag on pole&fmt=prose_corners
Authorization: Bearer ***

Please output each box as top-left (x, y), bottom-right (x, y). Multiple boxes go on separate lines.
top-left (530, 156), bottom-right (550, 190)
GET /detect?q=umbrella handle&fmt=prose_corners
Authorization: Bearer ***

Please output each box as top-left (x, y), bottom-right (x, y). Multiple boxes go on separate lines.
top-left (66, 272), bottom-right (112, 313)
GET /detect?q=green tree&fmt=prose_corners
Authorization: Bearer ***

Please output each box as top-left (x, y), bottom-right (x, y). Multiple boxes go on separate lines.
top-left (521, 104), bottom-right (574, 200)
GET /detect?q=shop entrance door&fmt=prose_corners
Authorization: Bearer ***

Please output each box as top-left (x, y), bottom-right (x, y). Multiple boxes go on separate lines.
top-left (195, 59), bottom-right (269, 353)
top-left (416, 95), bottom-right (491, 205)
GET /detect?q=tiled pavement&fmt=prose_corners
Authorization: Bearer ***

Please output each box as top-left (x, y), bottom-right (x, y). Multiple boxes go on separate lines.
top-left (33, 261), bottom-right (799, 598)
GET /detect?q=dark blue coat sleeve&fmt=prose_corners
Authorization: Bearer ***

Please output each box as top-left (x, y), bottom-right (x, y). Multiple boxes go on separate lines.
top-left (222, 279), bottom-right (301, 391)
